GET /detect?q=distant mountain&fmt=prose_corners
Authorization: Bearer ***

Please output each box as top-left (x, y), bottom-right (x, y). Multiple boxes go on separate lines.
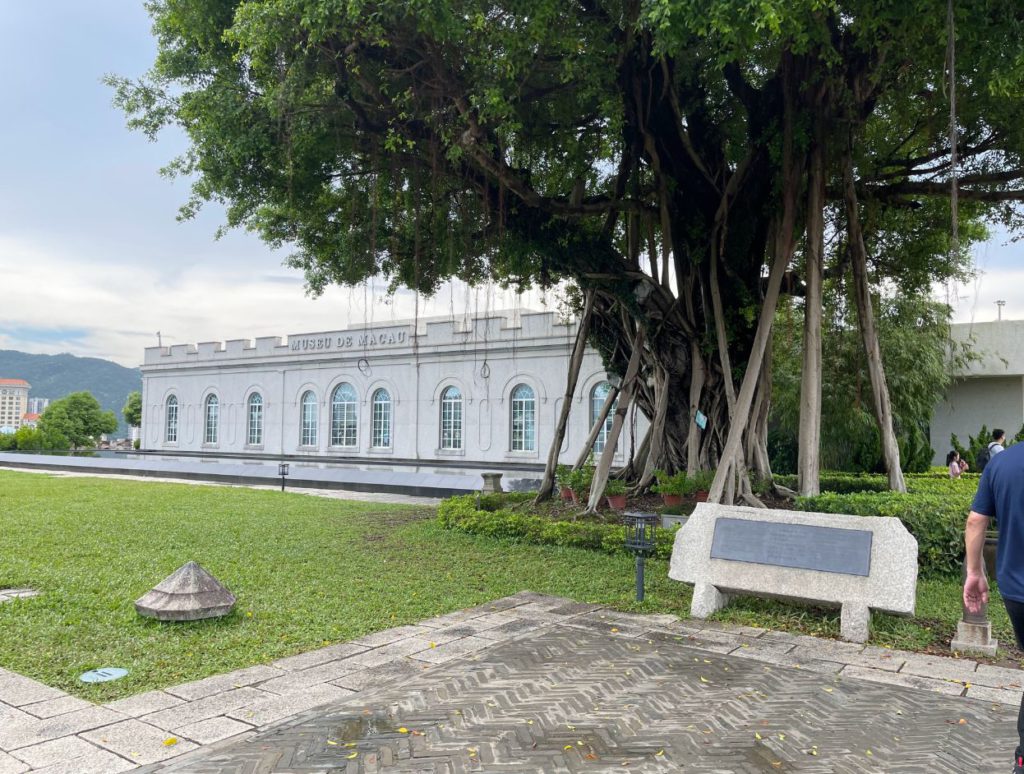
top-left (0, 350), bottom-right (141, 437)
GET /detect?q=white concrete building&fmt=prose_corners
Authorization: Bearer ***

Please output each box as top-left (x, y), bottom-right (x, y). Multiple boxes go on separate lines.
top-left (930, 320), bottom-right (1024, 462)
top-left (0, 379), bottom-right (30, 434)
top-left (140, 312), bottom-right (640, 466)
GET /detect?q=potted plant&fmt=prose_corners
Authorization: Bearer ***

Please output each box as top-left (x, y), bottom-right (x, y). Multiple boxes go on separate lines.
top-left (604, 478), bottom-right (628, 510)
top-left (564, 464), bottom-right (595, 504)
top-left (556, 464), bottom-right (574, 501)
top-left (689, 469), bottom-right (715, 502)
top-left (653, 469), bottom-right (687, 507)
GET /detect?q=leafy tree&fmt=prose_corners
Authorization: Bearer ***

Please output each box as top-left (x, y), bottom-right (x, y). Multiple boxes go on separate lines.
top-left (13, 425), bottom-right (69, 452)
top-left (38, 393), bottom-right (118, 450)
top-left (110, 0), bottom-right (1024, 501)
top-left (0, 432), bottom-right (15, 452)
top-left (123, 391), bottom-right (142, 429)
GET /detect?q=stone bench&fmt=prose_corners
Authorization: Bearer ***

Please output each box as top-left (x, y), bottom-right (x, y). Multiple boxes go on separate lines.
top-left (668, 503), bottom-right (918, 642)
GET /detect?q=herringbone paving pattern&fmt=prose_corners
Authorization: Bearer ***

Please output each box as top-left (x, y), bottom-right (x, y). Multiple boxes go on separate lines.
top-left (146, 624), bottom-right (1017, 773)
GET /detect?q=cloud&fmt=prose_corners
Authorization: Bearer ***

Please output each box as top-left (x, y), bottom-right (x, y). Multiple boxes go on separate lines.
top-left (0, 234), bottom-right (554, 367)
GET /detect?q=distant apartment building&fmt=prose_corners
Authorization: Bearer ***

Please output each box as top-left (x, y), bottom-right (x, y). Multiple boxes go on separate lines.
top-left (27, 397), bottom-right (49, 414)
top-left (0, 379), bottom-right (31, 433)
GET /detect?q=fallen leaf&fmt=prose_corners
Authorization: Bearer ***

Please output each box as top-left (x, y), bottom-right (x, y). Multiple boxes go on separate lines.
top-left (958, 718), bottom-right (967, 725)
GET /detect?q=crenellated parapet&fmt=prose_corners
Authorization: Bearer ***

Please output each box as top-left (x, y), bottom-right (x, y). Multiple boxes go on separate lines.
top-left (143, 311), bottom-right (575, 367)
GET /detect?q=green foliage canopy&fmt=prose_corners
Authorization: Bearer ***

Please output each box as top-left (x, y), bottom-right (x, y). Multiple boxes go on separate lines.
top-left (38, 392), bottom-right (118, 449)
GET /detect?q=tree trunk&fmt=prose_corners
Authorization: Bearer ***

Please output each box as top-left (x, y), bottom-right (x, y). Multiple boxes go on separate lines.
top-left (637, 366), bottom-right (670, 489)
top-left (798, 124), bottom-right (826, 497)
top-left (843, 150), bottom-right (907, 492)
top-left (709, 59), bottom-right (803, 504)
top-left (575, 382), bottom-right (619, 469)
top-left (586, 327), bottom-right (645, 513)
top-left (535, 290), bottom-right (595, 503)
top-left (686, 343), bottom-right (705, 474)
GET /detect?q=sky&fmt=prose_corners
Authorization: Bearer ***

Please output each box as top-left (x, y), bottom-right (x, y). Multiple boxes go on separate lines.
top-left (0, 3), bottom-right (1021, 369)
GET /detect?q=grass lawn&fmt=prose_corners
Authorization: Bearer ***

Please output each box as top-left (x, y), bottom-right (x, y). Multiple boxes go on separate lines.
top-left (0, 470), bottom-right (1014, 702)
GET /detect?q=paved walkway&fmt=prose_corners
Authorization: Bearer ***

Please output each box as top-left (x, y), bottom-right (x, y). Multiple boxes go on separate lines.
top-left (0, 593), bottom-right (1021, 772)
top-left (0, 466), bottom-right (443, 506)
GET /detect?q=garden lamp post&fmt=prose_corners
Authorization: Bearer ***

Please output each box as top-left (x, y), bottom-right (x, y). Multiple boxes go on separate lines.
top-left (623, 511), bottom-right (657, 602)
top-left (278, 462), bottom-right (290, 492)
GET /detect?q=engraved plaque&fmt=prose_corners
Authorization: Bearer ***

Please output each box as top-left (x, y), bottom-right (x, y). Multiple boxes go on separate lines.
top-left (710, 518), bottom-right (872, 576)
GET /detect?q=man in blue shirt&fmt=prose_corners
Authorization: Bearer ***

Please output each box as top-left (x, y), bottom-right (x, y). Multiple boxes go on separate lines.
top-left (965, 437), bottom-right (1024, 773)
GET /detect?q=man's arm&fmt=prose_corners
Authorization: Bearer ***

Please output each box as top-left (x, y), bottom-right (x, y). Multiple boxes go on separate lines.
top-left (964, 510), bottom-right (990, 614)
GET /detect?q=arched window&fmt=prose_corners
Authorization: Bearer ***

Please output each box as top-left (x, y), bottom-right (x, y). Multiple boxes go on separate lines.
top-left (440, 386), bottom-right (463, 450)
top-left (165, 395), bottom-right (178, 443)
top-left (330, 383), bottom-right (358, 447)
top-left (371, 388), bottom-right (392, 448)
top-left (300, 391), bottom-right (318, 447)
top-left (510, 384), bottom-right (536, 452)
top-left (247, 393), bottom-right (263, 446)
top-left (590, 381), bottom-right (617, 453)
top-left (204, 394), bottom-right (219, 444)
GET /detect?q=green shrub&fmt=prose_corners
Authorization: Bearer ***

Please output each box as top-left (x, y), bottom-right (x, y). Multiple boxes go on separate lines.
top-left (773, 472), bottom-right (889, 494)
top-left (604, 478), bottom-right (627, 496)
top-left (437, 495), bottom-right (677, 559)
top-left (562, 464), bottom-right (594, 495)
top-left (795, 489), bottom-right (973, 577)
top-left (653, 469), bottom-right (713, 496)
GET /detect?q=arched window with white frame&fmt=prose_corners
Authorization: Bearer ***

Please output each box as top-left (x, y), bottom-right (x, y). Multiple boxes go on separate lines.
top-left (440, 386), bottom-right (463, 450)
top-left (590, 381), bottom-right (617, 453)
top-left (165, 395), bottom-right (178, 443)
top-left (510, 383), bottom-right (536, 452)
top-left (330, 383), bottom-right (358, 447)
top-left (247, 392), bottom-right (263, 446)
top-left (300, 390), bottom-right (318, 447)
top-left (371, 388), bottom-right (392, 448)
top-left (204, 394), bottom-right (219, 444)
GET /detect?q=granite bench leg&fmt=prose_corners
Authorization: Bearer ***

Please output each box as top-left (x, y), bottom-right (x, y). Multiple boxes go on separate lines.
top-left (691, 582), bottom-right (730, 618)
top-left (840, 603), bottom-right (870, 643)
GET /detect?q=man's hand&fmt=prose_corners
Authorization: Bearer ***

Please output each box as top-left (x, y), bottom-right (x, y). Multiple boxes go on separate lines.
top-left (964, 572), bottom-right (989, 614)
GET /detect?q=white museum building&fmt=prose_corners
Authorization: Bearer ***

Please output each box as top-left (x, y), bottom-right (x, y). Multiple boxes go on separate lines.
top-left (140, 311), bottom-right (640, 466)
top-left (930, 319), bottom-right (1024, 462)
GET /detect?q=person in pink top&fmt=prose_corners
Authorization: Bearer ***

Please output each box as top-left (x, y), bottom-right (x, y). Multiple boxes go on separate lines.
top-left (946, 450), bottom-right (969, 478)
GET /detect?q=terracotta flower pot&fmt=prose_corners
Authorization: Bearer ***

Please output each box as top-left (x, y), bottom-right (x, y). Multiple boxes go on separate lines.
top-left (661, 493), bottom-right (683, 507)
top-left (559, 486), bottom-right (573, 502)
top-left (693, 491), bottom-right (709, 503)
top-left (606, 494), bottom-right (627, 510)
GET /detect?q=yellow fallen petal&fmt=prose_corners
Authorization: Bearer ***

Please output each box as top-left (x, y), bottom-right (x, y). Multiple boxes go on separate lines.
top-left (778, 734), bottom-right (785, 741)
top-left (564, 745), bottom-right (574, 750)
top-left (398, 727), bottom-right (409, 734)
top-left (611, 627), bottom-right (619, 633)
top-left (326, 740), bottom-right (338, 746)
top-left (755, 732), bottom-right (763, 741)
top-left (162, 738), bottom-right (178, 747)
top-left (655, 749), bottom-right (665, 756)
top-left (346, 752), bottom-right (358, 759)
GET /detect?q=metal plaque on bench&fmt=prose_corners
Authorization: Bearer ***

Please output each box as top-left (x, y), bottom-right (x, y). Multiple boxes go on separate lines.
top-left (710, 518), bottom-right (872, 576)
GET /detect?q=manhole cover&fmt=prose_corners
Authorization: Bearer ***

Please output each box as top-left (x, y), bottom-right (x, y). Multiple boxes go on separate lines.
top-left (80, 667), bottom-right (128, 683)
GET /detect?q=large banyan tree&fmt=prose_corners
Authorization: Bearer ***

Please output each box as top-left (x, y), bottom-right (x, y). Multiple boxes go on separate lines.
top-left (112, 0), bottom-right (1024, 502)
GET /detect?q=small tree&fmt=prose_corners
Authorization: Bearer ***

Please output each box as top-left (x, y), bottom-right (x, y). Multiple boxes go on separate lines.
top-left (13, 425), bottom-right (69, 452)
top-left (38, 392), bottom-right (117, 450)
top-left (123, 391), bottom-right (142, 430)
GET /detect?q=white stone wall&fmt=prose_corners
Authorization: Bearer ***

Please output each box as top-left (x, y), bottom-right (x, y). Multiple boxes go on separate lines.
top-left (930, 375), bottom-right (1023, 461)
top-left (140, 312), bottom-right (644, 465)
top-left (929, 321), bottom-right (1024, 463)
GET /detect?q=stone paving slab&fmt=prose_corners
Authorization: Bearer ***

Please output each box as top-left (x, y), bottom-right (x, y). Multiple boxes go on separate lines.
top-left (142, 621), bottom-right (1018, 773)
top-left (0, 591), bottom-right (1022, 772)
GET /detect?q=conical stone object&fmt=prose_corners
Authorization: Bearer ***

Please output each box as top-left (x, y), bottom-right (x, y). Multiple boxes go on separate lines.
top-left (135, 561), bottom-right (236, 621)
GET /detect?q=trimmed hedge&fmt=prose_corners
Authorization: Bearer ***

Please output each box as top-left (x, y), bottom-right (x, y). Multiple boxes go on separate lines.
top-left (775, 472), bottom-right (890, 494)
top-left (437, 495), bottom-right (676, 559)
top-left (795, 490), bottom-right (974, 577)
